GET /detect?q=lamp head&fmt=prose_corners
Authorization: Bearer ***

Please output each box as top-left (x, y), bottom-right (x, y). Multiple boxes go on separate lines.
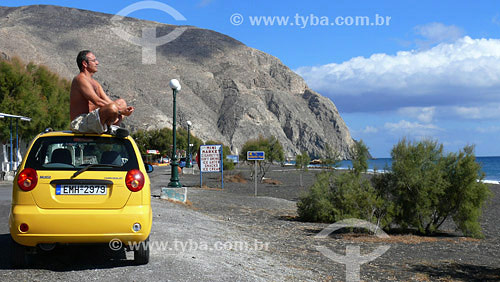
top-left (187, 120), bottom-right (192, 127)
top-left (169, 79), bottom-right (181, 91)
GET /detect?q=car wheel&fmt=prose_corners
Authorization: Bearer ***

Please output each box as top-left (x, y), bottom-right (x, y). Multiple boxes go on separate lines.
top-left (10, 237), bottom-right (27, 268)
top-left (134, 236), bottom-right (150, 265)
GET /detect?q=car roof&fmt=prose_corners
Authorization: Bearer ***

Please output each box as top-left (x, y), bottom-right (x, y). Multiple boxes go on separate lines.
top-left (36, 130), bottom-right (132, 140)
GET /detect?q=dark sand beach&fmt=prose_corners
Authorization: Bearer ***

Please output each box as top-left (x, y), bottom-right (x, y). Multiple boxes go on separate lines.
top-left (158, 164), bottom-right (500, 281)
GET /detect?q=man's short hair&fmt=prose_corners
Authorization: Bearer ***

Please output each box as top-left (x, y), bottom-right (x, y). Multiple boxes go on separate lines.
top-left (76, 50), bottom-right (92, 71)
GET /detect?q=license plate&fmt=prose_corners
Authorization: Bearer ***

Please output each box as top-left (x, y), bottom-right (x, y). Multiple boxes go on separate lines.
top-left (56, 184), bottom-right (107, 195)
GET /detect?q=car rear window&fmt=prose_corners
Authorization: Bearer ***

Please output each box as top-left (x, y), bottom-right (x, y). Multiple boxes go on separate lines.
top-left (24, 136), bottom-right (139, 171)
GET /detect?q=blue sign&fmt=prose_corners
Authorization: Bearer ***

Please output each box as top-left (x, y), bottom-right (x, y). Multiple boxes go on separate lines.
top-left (227, 155), bottom-right (239, 163)
top-left (247, 151), bottom-right (265, 161)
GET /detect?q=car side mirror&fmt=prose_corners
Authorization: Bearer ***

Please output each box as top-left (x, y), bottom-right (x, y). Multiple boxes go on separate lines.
top-left (145, 163), bottom-right (154, 173)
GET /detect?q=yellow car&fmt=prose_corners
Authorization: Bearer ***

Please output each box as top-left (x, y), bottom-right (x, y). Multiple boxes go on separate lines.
top-left (9, 130), bottom-right (153, 267)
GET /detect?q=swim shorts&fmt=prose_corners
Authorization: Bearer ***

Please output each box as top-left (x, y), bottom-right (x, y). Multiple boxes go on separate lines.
top-left (70, 109), bottom-right (107, 134)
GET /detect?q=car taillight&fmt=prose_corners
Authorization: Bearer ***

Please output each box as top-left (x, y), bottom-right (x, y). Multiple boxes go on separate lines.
top-left (19, 223), bottom-right (29, 233)
top-left (17, 168), bottom-right (38, 191)
top-left (125, 169), bottom-right (145, 192)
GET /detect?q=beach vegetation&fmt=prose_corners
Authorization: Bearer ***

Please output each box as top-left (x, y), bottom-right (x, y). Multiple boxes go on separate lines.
top-left (320, 143), bottom-right (341, 169)
top-left (239, 135), bottom-right (284, 181)
top-left (374, 139), bottom-right (491, 238)
top-left (297, 141), bottom-right (388, 225)
top-left (298, 138), bottom-right (491, 238)
top-left (132, 127), bottom-right (203, 159)
top-left (295, 151), bottom-right (310, 186)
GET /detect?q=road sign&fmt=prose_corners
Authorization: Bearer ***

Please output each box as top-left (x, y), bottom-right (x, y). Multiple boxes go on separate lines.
top-left (247, 151), bottom-right (265, 196)
top-left (227, 155), bottom-right (239, 164)
top-left (200, 145), bottom-right (222, 172)
top-left (199, 145), bottom-right (224, 189)
top-left (247, 151), bottom-right (265, 161)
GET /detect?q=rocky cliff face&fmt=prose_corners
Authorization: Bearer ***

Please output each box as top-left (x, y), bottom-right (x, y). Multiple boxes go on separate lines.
top-left (0, 5), bottom-right (356, 159)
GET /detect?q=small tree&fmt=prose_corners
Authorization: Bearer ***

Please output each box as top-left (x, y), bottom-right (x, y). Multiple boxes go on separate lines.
top-left (320, 143), bottom-right (341, 169)
top-left (351, 140), bottom-right (369, 175)
top-left (375, 138), bottom-right (491, 238)
top-left (295, 151), bottom-right (310, 187)
top-left (298, 140), bottom-right (386, 226)
top-left (240, 135), bottom-right (284, 181)
top-left (299, 137), bottom-right (491, 238)
top-left (440, 145), bottom-right (491, 237)
top-left (0, 57), bottom-right (71, 142)
top-left (131, 127), bottom-right (202, 158)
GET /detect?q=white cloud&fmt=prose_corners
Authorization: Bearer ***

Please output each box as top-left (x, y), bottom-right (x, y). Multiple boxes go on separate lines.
top-left (295, 36), bottom-right (500, 113)
top-left (384, 120), bottom-right (441, 136)
top-left (362, 126), bottom-right (379, 134)
top-left (197, 0), bottom-right (214, 7)
top-left (492, 14), bottom-right (500, 26)
top-left (476, 126), bottom-right (500, 133)
top-left (453, 106), bottom-right (482, 119)
top-left (398, 107), bottom-right (435, 123)
top-left (414, 22), bottom-right (464, 47)
top-left (451, 104), bottom-right (500, 119)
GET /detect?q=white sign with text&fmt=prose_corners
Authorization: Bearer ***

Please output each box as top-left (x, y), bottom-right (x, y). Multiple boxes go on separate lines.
top-left (200, 145), bottom-right (222, 172)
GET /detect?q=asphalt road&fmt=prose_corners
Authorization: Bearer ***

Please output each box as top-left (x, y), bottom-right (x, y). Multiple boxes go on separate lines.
top-left (0, 167), bottom-right (316, 282)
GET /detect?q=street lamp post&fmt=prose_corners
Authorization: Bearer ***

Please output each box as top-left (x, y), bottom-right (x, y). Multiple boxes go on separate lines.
top-left (186, 120), bottom-right (192, 168)
top-left (168, 79), bottom-right (182, 188)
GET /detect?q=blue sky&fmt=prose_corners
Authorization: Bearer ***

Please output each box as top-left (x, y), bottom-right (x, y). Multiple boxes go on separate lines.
top-left (2, 0), bottom-right (500, 157)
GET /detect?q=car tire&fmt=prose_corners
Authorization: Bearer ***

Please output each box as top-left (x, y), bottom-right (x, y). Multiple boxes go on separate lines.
top-left (134, 236), bottom-right (150, 265)
top-left (10, 237), bottom-right (27, 268)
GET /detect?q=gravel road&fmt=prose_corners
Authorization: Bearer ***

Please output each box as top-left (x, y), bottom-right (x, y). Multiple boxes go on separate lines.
top-left (0, 166), bottom-right (319, 281)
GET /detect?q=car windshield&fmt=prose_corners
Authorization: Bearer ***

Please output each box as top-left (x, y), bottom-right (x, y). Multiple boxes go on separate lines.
top-left (24, 136), bottom-right (139, 171)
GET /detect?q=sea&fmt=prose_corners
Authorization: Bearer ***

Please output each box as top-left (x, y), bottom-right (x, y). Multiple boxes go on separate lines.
top-left (307, 156), bottom-right (500, 184)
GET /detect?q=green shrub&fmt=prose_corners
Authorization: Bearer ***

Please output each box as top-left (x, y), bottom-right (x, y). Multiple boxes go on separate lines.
top-left (297, 171), bottom-right (336, 222)
top-left (298, 138), bottom-right (491, 238)
top-left (297, 140), bottom-right (388, 226)
top-left (382, 139), bottom-right (449, 233)
top-left (440, 145), bottom-right (491, 238)
top-left (374, 139), bottom-right (491, 238)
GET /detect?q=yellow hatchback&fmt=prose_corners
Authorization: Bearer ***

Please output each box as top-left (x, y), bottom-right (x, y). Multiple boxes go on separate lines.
top-left (9, 130), bottom-right (153, 267)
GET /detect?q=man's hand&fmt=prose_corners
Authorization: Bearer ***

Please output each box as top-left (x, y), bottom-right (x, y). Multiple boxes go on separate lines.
top-left (122, 106), bottom-right (134, 116)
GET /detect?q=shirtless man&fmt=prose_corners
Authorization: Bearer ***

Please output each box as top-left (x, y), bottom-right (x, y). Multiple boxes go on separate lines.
top-left (70, 50), bottom-right (134, 137)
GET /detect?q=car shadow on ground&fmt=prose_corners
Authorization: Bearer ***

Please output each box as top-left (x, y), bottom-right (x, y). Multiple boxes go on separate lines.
top-left (0, 233), bottom-right (137, 270)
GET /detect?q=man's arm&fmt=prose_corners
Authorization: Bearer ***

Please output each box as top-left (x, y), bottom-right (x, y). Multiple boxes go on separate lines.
top-left (95, 81), bottom-right (115, 104)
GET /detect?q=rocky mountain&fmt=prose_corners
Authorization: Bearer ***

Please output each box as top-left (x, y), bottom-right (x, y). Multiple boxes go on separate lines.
top-left (0, 5), bottom-right (356, 159)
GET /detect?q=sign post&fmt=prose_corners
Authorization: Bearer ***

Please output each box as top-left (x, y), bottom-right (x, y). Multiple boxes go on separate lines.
top-left (199, 145), bottom-right (223, 189)
top-left (247, 151), bottom-right (265, 196)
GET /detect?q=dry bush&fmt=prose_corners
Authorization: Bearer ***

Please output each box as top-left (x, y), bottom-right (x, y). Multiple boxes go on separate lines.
top-left (223, 173), bottom-right (248, 183)
top-left (262, 178), bottom-right (282, 185)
